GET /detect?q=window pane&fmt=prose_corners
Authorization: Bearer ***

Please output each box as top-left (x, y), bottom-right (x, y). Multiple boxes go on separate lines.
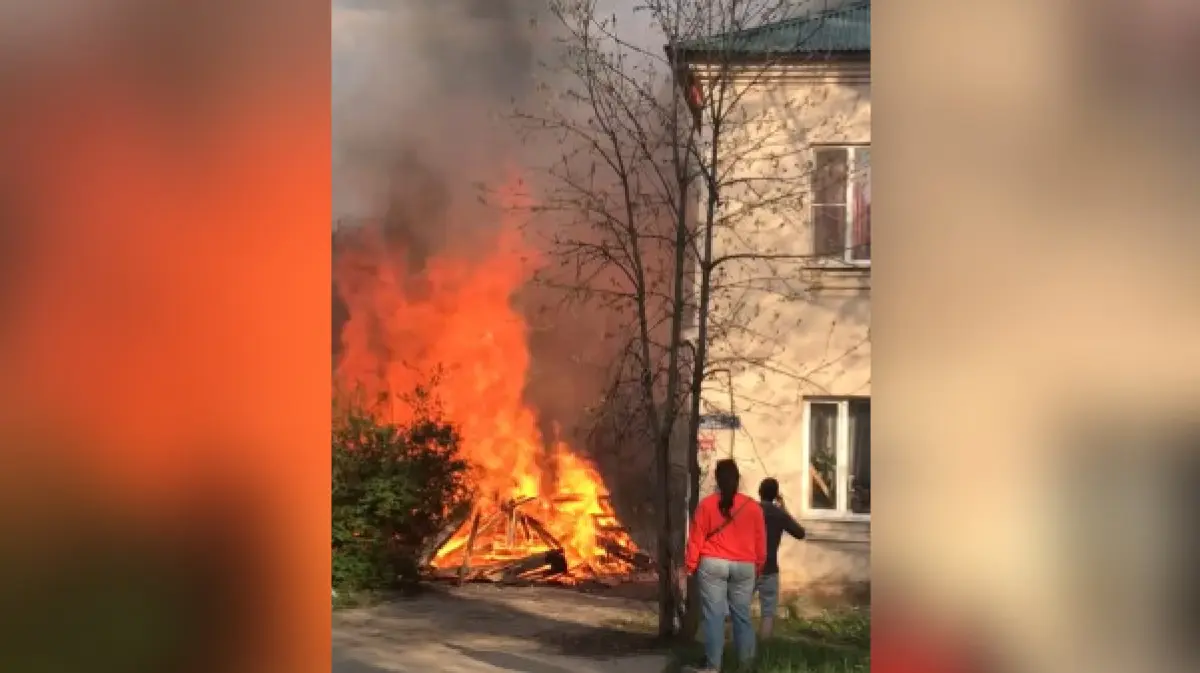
top-left (813, 149), bottom-right (848, 205)
top-left (849, 399), bottom-right (871, 514)
top-left (850, 148), bottom-right (871, 262)
top-left (808, 403), bottom-right (839, 510)
top-left (813, 205), bottom-right (846, 257)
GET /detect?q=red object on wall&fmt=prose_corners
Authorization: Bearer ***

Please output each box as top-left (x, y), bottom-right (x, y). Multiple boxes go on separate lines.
top-left (698, 433), bottom-right (716, 453)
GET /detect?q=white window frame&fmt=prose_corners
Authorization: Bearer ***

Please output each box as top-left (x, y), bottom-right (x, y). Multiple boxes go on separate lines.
top-left (810, 144), bottom-right (871, 268)
top-left (799, 397), bottom-right (871, 521)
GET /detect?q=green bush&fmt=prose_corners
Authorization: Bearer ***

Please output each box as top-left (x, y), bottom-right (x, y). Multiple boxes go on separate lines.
top-left (331, 395), bottom-right (473, 592)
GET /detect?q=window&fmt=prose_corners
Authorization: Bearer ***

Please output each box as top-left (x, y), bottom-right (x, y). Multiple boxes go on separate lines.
top-left (803, 398), bottom-right (870, 518)
top-left (812, 146), bottom-right (871, 265)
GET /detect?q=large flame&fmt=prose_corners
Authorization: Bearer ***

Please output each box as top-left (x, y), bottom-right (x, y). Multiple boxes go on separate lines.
top-left (333, 178), bottom-right (639, 577)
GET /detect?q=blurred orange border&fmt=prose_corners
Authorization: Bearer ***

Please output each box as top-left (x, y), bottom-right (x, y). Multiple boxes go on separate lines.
top-left (0, 3), bottom-right (331, 672)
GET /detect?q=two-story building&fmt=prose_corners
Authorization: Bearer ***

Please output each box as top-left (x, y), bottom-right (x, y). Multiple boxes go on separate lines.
top-left (675, 0), bottom-right (871, 604)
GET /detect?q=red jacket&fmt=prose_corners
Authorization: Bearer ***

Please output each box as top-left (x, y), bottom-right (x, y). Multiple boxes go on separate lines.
top-left (684, 492), bottom-right (766, 575)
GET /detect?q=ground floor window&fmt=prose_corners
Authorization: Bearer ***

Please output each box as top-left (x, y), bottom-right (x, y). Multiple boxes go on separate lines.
top-left (803, 397), bottom-right (870, 518)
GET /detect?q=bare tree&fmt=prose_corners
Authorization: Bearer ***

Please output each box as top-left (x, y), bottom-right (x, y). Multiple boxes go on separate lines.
top-left (521, 0), bottom-right (866, 637)
top-left (519, 0), bottom-right (693, 635)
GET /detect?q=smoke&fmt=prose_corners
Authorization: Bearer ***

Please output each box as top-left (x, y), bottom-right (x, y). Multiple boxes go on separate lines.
top-left (332, 0), bottom-right (547, 264)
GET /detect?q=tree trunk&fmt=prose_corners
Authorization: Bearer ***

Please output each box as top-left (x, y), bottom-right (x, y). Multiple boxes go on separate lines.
top-left (680, 146), bottom-right (721, 640)
top-left (653, 410), bottom-right (678, 636)
top-left (655, 504), bottom-right (676, 637)
top-left (651, 72), bottom-right (701, 639)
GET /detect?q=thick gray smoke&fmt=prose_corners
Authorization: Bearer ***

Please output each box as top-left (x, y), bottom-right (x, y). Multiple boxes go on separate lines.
top-left (333, 0), bottom-right (548, 266)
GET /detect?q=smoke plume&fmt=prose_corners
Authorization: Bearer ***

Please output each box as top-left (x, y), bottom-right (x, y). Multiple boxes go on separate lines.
top-left (333, 0), bottom-right (546, 262)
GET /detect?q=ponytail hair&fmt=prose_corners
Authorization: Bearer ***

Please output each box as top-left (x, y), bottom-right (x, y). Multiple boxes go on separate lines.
top-left (714, 459), bottom-right (740, 520)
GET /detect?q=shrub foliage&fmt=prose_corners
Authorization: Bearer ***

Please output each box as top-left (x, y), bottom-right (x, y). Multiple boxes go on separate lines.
top-left (331, 396), bottom-right (473, 592)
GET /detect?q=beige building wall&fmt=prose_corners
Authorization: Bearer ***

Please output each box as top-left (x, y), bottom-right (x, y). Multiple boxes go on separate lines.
top-left (690, 60), bottom-right (871, 600)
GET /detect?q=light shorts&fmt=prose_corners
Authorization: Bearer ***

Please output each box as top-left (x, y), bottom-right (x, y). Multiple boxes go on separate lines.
top-left (756, 572), bottom-right (781, 617)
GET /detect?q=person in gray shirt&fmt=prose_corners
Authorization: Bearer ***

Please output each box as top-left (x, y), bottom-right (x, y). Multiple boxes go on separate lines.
top-left (756, 477), bottom-right (806, 639)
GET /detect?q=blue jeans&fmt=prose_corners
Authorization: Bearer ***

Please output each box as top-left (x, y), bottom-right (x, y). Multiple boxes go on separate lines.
top-left (697, 556), bottom-right (756, 668)
top-left (756, 572), bottom-right (780, 618)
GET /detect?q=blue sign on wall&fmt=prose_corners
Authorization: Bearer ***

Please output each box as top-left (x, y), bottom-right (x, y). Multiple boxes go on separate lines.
top-left (698, 413), bottom-right (741, 430)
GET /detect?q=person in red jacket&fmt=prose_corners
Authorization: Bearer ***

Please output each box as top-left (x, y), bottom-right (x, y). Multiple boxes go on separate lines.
top-left (683, 458), bottom-right (766, 672)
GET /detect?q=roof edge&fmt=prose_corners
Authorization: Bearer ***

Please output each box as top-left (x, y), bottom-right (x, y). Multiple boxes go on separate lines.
top-left (669, 0), bottom-right (870, 62)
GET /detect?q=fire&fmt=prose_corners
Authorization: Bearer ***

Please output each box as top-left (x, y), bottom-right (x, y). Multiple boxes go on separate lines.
top-left (333, 180), bottom-right (642, 580)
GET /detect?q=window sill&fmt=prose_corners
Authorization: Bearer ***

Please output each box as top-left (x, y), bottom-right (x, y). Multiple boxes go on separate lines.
top-left (802, 262), bottom-right (871, 274)
top-left (799, 516), bottom-right (871, 544)
top-left (798, 265), bottom-right (871, 292)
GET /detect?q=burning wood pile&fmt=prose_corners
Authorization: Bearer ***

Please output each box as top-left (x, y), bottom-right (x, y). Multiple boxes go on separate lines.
top-left (423, 492), bottom-right (654, 585)
top-left (334, 178), bottom-right (655, 589)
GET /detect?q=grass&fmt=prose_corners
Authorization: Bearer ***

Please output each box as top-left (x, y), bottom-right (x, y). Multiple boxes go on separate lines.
top-left (333, 576), bottom-right (430, 610)
top-left (332, 588), bottom-right (388, 610)
top-left (665, 606), bottom-right (870, 673)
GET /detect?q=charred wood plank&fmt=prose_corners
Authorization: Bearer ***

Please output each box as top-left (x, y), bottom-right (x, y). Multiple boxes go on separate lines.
top-left (466, 562), bottom-right (507, 582)
top-left (518, 515), bottom-right (533, 546)
top-left (448, 511), bottom-right (501, 560)
top-left (472, 509), bottom-right (503, 541)
top-left (427, 506), bottom-right (503, 569)
top-left (456, 510), bottom-right (483, 584)
top-left (522, 514), bottom-right (563, 550)
top-left (506, 502), bottom-right (519, 548)
top-left (484, 549), bottom-right (568, 583)
top-left (503, 496), bottom-right (537, 513)
top-left (418, 500), bottom-right (475, 567)
top-left (599, 538), bottom-right (654, 570)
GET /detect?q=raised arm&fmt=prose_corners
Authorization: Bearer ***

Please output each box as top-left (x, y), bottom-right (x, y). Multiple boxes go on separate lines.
top-left (776, 498), bottom-right (807, 540)
top-left (783, 510), bottom-right (807, 540)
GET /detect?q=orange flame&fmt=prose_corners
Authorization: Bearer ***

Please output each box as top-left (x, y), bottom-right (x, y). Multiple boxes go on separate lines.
top-left (334, 175), bottom-right (639, 578)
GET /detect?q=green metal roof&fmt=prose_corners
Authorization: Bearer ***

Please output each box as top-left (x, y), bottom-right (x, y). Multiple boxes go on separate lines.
top-left (675, 1), bottom-right (870, 59)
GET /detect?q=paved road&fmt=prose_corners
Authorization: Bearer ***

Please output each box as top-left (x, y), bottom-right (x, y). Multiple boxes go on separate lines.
top-left (333, 584), bottom-right (669, 673)
top-left (333, 646), bottom-right (667, 673)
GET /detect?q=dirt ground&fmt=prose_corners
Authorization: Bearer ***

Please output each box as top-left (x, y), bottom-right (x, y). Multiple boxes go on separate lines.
top-left (332, 582), bottom-right (671, 673)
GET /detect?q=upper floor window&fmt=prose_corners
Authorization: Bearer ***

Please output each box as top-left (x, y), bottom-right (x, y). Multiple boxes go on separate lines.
top-left (812, 146), bottom-right (871, 265)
